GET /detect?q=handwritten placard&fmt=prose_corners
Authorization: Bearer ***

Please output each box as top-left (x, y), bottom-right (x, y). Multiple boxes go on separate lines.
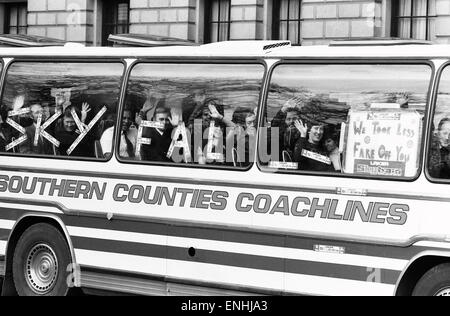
top-left (343, 110), bottom-right (422, 177)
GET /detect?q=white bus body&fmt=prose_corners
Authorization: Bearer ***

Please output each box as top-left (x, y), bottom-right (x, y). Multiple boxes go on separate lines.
top-left (0, 42), bottom-right (449, 296)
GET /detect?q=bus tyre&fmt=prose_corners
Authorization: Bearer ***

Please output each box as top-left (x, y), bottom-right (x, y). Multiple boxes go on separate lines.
top-left (412, 263), bottom-right (450, 296)
top-left (12, 223), bottom-right (71, 296)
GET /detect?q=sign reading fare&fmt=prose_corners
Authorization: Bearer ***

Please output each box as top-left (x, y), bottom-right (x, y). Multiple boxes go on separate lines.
top-left (343, 110), bottom-right (422, 177)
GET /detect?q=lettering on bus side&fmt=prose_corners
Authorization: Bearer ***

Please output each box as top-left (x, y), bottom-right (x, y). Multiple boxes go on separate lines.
top-left (0, 175), bottom-right (106, 200)
top-left (112, 183), bottom-right (229, 210)
top-left (235, 192), bottom-right (409, 225)
top-left (0, 174), bottom-right (409, 225)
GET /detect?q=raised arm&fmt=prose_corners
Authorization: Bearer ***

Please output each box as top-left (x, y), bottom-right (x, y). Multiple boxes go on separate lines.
top-left (209, 104), bottom-right (235, 128)
top-left (293, 120), bottom-right (308, 162)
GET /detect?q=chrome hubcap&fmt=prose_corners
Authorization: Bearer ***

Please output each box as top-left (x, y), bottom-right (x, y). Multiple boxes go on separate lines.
top-left (25, 244), bottom-right (58, 295)
top-left (435, 288), bottom-right (450, 296)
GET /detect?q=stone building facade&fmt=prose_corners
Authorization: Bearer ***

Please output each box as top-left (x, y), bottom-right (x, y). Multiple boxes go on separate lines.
top-left (0, 0), bottom-right (449, 46)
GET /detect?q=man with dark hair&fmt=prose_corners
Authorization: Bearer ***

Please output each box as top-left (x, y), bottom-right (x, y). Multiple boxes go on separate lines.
top-left (141, 107), bottom-right (174, 162)
top-left (271, 102), bottom-right (302, 160)
top-left (100, 109), bottom-right (137, 159)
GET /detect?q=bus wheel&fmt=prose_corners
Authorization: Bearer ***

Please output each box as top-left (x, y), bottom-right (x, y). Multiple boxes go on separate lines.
top-left (412, 263), bottom-right (450, 296)
top-left (12, 223), bottom-right (71, 296)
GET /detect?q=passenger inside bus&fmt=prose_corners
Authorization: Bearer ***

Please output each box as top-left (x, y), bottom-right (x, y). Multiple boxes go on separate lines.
top-left (56, 106), bottom-right (94, 157)
top-left (135, 90), bottom-right (166, 126)
top-left (227, 107), bottom-right (257, 166)
top-left (270, 98), bottom-right (304, 161)
top-left (323, 126), bottom-right (342, 172)
top-left (180, 88), bottom-right (206, 123)
top-left (20, 104), bottom-right (54, 155)
top-left (130, 93), bottom-right (260, 167)
top-left (140, 107), bottom-right (174, 162)
top-left (187, 98), bottom-right (233, 165)
top-left (429, 117), bottom-right (450, 178)
top-left (293, 118), bottom-right (336, 172)
top-left (265, 95), bottom-right (343, 172)
top-left (101, 109), bottom-right (137, 159)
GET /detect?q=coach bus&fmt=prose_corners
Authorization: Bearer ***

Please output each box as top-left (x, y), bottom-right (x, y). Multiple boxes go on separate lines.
top-left (0, 39), bottom-right (450, 296)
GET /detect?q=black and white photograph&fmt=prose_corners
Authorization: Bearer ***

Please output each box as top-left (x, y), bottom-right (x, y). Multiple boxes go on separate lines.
top-left (0, 0), bottom-right (449, 302)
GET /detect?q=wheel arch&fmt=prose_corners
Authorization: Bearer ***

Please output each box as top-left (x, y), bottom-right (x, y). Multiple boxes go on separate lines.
top-left (395, 250), bottom-right (450, 296)
top-left (4, 213), bottom-right (79, 289)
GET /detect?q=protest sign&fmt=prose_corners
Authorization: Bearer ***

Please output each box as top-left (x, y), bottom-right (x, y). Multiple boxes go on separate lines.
top-left (343, 110), bottom-right (422, 177)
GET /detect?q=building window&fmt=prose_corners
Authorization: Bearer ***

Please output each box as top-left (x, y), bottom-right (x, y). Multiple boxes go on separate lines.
top-left (392, 0), bottom-right (437, 41)
top-left (272, 0), bottom-right (302, 45)
top-left (204, 0), bottom-right (231, 43)
top-left (4, 2), bottom-right (27, 35)
top-left (102, 0), bottom-right (130, 46)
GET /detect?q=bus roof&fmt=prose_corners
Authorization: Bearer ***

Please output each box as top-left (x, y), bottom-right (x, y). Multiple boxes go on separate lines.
top-left (0, 40), bottom-right (449, 59)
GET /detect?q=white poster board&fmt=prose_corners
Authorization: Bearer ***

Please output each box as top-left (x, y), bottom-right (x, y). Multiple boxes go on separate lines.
top-left (343, 110), bottom-right (422, 177)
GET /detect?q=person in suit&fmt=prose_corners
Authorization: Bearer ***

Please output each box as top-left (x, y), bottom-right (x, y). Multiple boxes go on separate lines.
top-left (141, 107), bottom-right (174, 162)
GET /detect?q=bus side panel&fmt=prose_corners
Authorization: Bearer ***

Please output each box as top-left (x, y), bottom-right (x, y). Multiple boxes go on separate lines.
top-left (0, 166), bottom-right (450, 295)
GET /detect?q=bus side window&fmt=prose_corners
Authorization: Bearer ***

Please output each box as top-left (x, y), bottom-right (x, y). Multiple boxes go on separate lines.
top-left (0, 61), bottom-right (5, 152)
top-left (119, 63), bottom-right (264, 169)
top-left (262, 63), bottom-right (431, 180)
top-left (0, 62), bottom-right (123, 160)
top-left (428, 66), bottom-right (450, 180)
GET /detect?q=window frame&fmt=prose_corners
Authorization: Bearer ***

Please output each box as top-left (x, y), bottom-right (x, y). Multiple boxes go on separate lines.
top-left (424, 60), bottom-right (450, 184)
top-left (0, 58), bottom-right (3, 79)
top-left (204, 0), bottom-right (232, 44)
top-left (102, 0), bottom-right (130, 47)
top-left (391, 0), bottom-right (437, 41)
top-left (0, 57), bottom-right (127, 163)
top-left (258, 58), bottom-right (435, 183)
top-left (116, 58), bottom-right (268, 172)
top-left (0, 59), bottom-right (4, 106)
top-left (4, 2), bottom-right (28, 35)
top-left (272, 0), bottom-right (302, 45)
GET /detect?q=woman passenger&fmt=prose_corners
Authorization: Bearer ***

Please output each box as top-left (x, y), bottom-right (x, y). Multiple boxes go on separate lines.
top-left (56, 107), bottom-right (94, 157)
top-left (293, 118), bottom-right (335, 172)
